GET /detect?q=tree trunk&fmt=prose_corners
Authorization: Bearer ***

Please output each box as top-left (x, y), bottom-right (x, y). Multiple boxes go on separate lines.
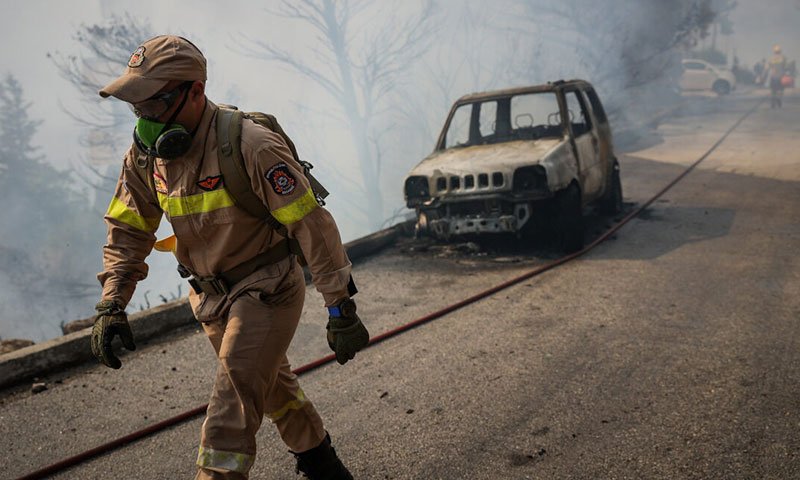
top-left (324, 0), bottom-right (384, 228)
top-left (711, 22), bottom-right (718, 51)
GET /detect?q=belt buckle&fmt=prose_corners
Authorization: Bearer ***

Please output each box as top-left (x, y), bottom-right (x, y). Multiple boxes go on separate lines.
top-left (208, 277), bottom-right (229, 295)
top-left (195, 275), bottom-right (230, 295)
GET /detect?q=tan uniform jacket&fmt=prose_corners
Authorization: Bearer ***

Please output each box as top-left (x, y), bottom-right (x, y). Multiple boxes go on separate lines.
top-left (98, 100), bottom-right (352, 310)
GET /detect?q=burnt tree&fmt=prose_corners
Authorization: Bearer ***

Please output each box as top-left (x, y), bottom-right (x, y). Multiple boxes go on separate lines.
top-left (240, 0), bottom-right (436, 229)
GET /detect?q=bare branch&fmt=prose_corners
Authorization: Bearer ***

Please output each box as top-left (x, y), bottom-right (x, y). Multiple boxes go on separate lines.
top-left (234, 0), bottom-right (439, 228)
top-left (236, 36), bottom-right (345, 100)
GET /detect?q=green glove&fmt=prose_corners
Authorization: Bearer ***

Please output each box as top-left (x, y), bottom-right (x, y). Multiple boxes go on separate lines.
top-left (326, 299), bottom-right (369, 365)
top-left (91, 300), bottom-right (136, 369)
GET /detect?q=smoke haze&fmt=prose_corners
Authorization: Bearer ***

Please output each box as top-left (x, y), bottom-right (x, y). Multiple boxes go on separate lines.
top-left (0, 0), bottom-right (798, 341)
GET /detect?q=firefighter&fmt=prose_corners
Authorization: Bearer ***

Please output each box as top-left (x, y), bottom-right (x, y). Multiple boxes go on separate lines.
top-left (753, 58), bottom-right (765, 85)
top-left (90, 35), bottom-right (368, 479)
top-left (768, 44), bottom-right (787, 108)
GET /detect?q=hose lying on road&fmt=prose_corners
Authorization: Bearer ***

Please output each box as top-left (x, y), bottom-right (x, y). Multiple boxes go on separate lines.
top-left (15, 97), bottom-right (764, 480)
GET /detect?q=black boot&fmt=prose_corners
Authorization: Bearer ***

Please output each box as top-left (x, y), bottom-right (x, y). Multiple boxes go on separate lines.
top-left (292, 433), bottom-right (354, 480)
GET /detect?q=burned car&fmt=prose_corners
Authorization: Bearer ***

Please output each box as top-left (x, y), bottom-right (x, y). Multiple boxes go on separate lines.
top-left (404, 79), bottom-right (622, 252)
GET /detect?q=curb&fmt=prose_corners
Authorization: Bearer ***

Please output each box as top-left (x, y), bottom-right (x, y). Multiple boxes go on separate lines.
top-left (0, 220), bottom-right (413, 390)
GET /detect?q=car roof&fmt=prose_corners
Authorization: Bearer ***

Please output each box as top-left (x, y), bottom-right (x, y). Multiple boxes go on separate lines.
top-left (454, 79), bottom-right (592, 104)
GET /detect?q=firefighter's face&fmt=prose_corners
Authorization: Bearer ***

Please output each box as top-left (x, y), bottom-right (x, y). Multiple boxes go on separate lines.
top-left (130, 81), bottom-right (192, 120)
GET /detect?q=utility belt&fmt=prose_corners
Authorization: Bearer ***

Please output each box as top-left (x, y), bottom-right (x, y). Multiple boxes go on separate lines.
top-left (180, 238), bottom-right (302, 295)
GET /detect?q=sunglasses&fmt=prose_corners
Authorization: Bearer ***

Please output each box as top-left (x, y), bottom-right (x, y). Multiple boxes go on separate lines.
top-left (129, 81), bottom-right (194, 120)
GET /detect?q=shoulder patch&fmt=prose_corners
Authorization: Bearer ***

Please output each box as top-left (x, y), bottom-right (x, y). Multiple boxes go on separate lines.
top-left (128, 46), bottom-right (146, 68)
top-left (153, 172), bottom-right (168, 194)
top-left (265, 162), bottom-right (297, 195)
top-left (197, 175), bottom-right (223, 192)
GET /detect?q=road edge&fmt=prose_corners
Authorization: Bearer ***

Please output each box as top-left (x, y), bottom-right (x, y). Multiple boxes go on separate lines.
top-left (0, 221), bottom-right (414, 389)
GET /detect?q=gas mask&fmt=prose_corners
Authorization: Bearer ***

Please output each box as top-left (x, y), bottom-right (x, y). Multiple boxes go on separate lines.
top-left (132, 82), bottom-right (194, 160)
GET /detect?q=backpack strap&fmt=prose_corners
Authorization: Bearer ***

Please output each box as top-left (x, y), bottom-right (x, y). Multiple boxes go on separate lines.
top-left (216, 108), bottom-right (272, 221)
top-left (259, 113), bottom-right (301, 162)
top-left (131, 145), bottom-right (157, 203)
top-left (243, 111), bottom-right (330, 204)
top-left (216, 107), bottom-right (305, 261)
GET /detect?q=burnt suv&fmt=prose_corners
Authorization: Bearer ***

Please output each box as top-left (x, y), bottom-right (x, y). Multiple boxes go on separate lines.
top-left (403, 79), bottom-right (622, 252)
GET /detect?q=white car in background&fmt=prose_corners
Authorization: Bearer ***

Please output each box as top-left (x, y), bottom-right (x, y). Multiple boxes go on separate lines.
top-left (680, 59), bottom-right (737, 95)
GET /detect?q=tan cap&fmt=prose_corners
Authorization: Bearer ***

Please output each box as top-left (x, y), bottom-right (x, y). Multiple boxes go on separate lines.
top-left (99, 35), bottom-right (207, 103)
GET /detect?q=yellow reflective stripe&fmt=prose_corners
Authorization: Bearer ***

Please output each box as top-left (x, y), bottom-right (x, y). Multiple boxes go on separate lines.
top-left (196, 446), bottom-right (254, 474)
top-left (267, 388), bottom-right (307, 422)
top-left (156, 189), bottom-right (235, 217)
top-left (106, 196), bottom-right (160, 233)
top-left (271, 188), bottom-right (319, 225)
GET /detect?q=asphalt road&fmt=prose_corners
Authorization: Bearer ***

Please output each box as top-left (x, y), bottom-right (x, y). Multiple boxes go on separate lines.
top-left (2, 90), bottom-right (799, 479)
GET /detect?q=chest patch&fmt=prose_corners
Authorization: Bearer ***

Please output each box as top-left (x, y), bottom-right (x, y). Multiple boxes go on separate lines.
top-left (197, 175), bottom-right (223, 191)
top-left (266, 163), bottom-right (297, 196)
top-left (153, 172), bottom-right (168, 194)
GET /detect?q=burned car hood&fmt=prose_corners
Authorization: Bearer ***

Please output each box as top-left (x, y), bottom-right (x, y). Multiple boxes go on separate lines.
top-left (408, 138), bottom-right (563, 177)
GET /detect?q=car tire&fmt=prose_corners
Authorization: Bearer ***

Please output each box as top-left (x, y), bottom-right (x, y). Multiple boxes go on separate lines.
top-left (599, 162), bottom-right (623, 214)
top-left (553, 183), bottom-right (584, 253)
top-left (713, 80), bottom-right (731, 95)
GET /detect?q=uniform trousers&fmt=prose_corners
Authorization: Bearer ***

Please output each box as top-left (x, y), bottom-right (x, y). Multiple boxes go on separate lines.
top-left (193, 257), bottom-right (326, 479)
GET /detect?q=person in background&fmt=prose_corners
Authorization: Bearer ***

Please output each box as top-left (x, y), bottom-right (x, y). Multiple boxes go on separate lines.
top-left (753, 58), bottom-right (766, 86)
top-left (768, 45), bottom-right (787, 108)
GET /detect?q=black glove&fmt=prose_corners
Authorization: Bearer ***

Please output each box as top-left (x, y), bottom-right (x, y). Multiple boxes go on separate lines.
top-left (91, 300), bottom-right (136, 369)
top-left (326, 299), bottom-right (369, 365)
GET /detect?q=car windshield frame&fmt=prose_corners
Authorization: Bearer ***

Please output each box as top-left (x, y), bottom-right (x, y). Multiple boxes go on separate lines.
top-left (436, 90), bottom-right (567, 151)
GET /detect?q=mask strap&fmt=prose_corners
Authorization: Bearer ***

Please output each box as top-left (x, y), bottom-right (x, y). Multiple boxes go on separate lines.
top-left (189, 97), bottom-right (207, 137)
top-left (156, 84), bottom-right (192, 138)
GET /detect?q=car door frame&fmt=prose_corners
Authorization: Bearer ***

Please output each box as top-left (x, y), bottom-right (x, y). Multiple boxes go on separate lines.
top-left (560, 86), bottom-right (603, 202)
top-left (581, 86), bottom-right (614, 199)
top-left (681, 60), bottom-right (713, 91)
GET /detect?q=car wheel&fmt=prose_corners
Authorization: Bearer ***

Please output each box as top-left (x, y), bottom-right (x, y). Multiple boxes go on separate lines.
top-left (713, 80), bottom-right (731, 95)
top-left (599, 162), bottom-right (623, 214)
top-left (553, 183), bottom-right (584, 253)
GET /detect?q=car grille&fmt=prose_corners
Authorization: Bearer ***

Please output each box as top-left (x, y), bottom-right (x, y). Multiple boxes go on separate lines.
top-left (437, 171), bottom-right (505, 193)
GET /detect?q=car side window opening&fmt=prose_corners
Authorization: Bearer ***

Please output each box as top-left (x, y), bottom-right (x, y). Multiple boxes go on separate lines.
top-left (577, 90), bottom-right (595, 127)
top-left (684, 61), bottom-right (707, 71)
top-left (565, 90), bottom-right (592, 137)
top-left (584, 88), bottom-right (608, 124)
top-left (577, 89), bottom-right (602, 128)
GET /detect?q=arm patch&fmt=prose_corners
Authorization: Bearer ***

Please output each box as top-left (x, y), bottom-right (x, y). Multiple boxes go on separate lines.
top-left (265, 162), bottom-right (297, 195)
